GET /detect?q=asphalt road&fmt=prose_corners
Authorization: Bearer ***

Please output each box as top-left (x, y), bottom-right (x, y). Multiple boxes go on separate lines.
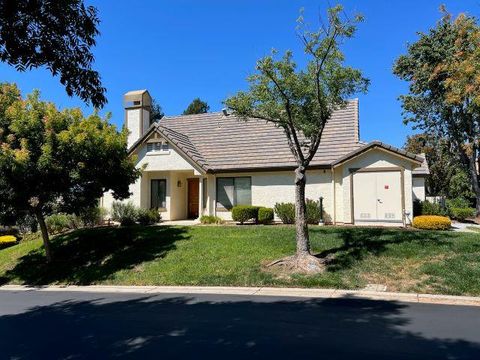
top-left (1, 290), bottom-right (480, 359)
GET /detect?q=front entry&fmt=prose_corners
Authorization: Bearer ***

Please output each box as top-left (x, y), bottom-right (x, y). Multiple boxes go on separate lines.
top-left (187, 178), bottom-right (199, 219)
top-left (352, 170), bottom-right (404, 226)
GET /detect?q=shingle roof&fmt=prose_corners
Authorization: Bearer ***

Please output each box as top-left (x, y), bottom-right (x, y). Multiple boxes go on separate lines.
top-left (129, 99), bottom-right (424, 173)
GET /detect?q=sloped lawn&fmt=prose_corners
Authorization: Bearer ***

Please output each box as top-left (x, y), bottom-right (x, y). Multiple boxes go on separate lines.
top-left (0, 225), bottom-right (479, 296)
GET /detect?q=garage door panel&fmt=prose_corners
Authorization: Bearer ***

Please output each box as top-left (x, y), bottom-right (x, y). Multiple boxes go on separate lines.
top-left (353, 171), bottom-right (403, 225)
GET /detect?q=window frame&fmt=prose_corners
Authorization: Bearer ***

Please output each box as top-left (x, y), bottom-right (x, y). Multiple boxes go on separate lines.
top-left (150, 179), bottom-right (167, 211)
top-left (215, 176), bottom-right (252, 211)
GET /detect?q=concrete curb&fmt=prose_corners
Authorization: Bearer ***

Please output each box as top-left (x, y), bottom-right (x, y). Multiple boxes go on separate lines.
top-left (1, 285), bottom-right (480, 307)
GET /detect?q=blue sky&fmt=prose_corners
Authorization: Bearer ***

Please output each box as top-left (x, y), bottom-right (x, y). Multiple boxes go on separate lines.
top-left (0, 0), bottom-right (478, 147)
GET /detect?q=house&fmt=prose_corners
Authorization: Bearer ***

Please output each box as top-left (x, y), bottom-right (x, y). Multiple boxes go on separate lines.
top-left (102, 90), bottom-right (429, 226)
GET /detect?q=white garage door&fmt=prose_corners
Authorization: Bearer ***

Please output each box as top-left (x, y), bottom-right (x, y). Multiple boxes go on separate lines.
top-left (353, 171), bottom-right (403, 225)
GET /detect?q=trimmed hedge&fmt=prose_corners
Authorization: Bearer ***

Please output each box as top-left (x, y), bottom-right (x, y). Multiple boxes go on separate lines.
top-left (0, 235), bottom-right (17, 244)
top-left (449, 207), bottom-right (475, 222)
top-left (274, 203), bottom-right (295, 224)
top-left (306, 199), bottom-right (322, 224)
top-left (137, 208), bottom-right (161, 225)
top-left (258, 207), bottom-right (274, 224)
top-left (231, 206), bottom-right (260, 224)
top-left (200, 215), bottom-right (224, 225)
top-left (412, 215), bottom-right (451, 230)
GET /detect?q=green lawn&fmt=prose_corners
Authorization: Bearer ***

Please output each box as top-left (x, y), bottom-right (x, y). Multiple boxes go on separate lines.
top-left (0, 225), bottom-right (479, 296)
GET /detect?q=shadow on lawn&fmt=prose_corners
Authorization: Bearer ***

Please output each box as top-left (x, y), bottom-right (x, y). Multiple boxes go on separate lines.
top-left (1, 293), bottom-right (479, 359)
top-left (312, 227), bottom-right (456, 272)
top-left (0, 226), bottom-right (189, 285)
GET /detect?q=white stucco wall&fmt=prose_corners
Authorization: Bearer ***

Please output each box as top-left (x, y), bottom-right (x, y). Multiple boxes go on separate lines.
top-left (126, 108), bottom-right (141, 148)
top-left (335, 148), bottom-right (417, 225)
top-left (135, 143), bottom-right (199, 172)
top-left (412, 176), bottom-right (426, 201)
top-left (212, 170), bottom-right (333, 222)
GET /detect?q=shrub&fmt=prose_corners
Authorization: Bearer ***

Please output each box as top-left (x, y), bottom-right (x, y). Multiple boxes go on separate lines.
top-left (200, 215), bottom-right (224, 225)
top-left (111, 202), bottom-right (138, 226)
top-left (446, 197), bottom-right (471, 210)
top-left (421, 200), bottom-right (447, 216)
top-left (0, 235), bottom-right (17, 248)
top-left (274, 202), bottom-right (295, 224)
top-left (80, 207), bottom-right (107, 227)
top-left (16, 214), bottom-right (38, 234)
top-left (412, 215), bottom-right (451, 230)
top-left (45, 213), bottom-right (73, 234)
top-left (306, 199), bottom-right (323, 224)
top-left (231, 205), bottom-right (260, 224)
top-left (258, 207), bottom-right (274, 224)
top-left (413, 199), bottom-right (422, 217)
top-left (449, 207), bottom-right (476, 222)
top-left (137, 208), bottom-right (161, 225)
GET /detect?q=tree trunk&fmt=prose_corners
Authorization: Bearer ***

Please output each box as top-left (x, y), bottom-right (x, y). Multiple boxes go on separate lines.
top-left (467, 153), bottom-right (480, 218)
top-left (294, 165), bottom-right (310, 256)
top-left (34, 211), bottom-right (53, 263)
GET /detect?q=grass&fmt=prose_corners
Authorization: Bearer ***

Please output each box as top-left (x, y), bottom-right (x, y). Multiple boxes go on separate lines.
top-left (467, 226), bottom-right (480, 233)
top-left (0, 225), bottom-right (479, 296)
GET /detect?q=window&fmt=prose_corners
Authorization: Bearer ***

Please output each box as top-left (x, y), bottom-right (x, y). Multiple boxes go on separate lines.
top-left (216, 177), bottom-right (251, 210)
top-left (147, 141), bottom-right (169, 153)
top-left (151, 179), bottom-right (166, 209)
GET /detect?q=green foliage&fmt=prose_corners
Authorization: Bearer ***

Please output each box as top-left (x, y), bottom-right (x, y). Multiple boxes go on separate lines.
top-left (111, 202), bottom-right (138, 226)
top-left (258, 207), bottom-right (274, 224)
top-left (183, 98), bottom-right (210, 115)
top-left (136, 208), bottom-right (161, 226)
top-left (200, 215), bottom-right (224, 225)
top-left (412, 215), bottom-right (451, 230)
top-left (45, 213), bottom-right (76, 234)
top-left (394, 10), bottom-right (480, 214)
top-left (231, 205), bottom-right (260, 224)
top-left (421, 201), bottom-right (447, 216)
top-left (449, 208), bottom-right (476, 222)
top-left (274, 203), bottom-right (295, 224)
top-left (15, 214), bottom-right (38, 234)
top-left (446, 198), bottom-right (471, 210)
top-left (306, 199), bottom-right (323, 224)
top-left (79, 207), bottom-right (107, 228)
top-left (449, 169), bottom-right (475, 201)
top-left (150, 99), bottom-right (164, 123)
top-left (0, 2), bottom-right (105, 107)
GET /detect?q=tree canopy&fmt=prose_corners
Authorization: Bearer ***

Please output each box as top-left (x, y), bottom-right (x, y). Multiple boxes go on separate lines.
top-left (225, 6), bottom-right (368, 272)
top-left (150, 99), bottom-right (164, 123)
top-left (394, 8), bottom-right (480, 216)
top-left (0, 83), bottom-right (139, 261)
top-left (183, 98), bottom-right (210, 115)
top-left (0, 1), bottom-right (106, 108)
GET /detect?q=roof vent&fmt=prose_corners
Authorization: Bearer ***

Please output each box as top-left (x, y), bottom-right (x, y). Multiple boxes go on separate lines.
top-left (222, 108), bottom-right (229, 116)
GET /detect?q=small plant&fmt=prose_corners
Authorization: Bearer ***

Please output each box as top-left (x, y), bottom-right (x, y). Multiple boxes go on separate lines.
top-left (231, 205), bottom-right (260, 224)
top-left (449, 207), bottom-right (476, 222)
top-left (45, 213), bottom-right (74, 234)
top-left (0, 235), bottom-right (17, 248)
top-left (80, 207), bottom-right (107, 227)
top-left (200, 215), bottom-right (224, 225)
top-left (258, 207), bottom-right (274, 224)
top-left (412, 215), bottom-right (451, 230)
top-left (421, 200), bottom-right (447, 216)
top-left (274, 202), bottom-right (295, 224)
top-left (137, 208), bottom-right (161, 226)
top-left (306, 199), bottom-right (323, 224)
top-left (111, 202), bottom-right (138, 226)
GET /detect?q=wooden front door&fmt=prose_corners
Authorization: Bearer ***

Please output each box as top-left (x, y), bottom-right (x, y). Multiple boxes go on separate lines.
top-left (187, 178), bottom-right (199, 219)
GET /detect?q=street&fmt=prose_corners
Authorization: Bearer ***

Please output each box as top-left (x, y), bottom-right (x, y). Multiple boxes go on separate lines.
top-left (0, 289), bottom-right (479, 359)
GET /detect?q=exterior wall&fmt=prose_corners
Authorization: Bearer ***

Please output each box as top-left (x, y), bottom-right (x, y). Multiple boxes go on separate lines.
top-left (135, 143), bottom-right (198, 172)
top-left (335, 148), bottom-right (416, 225)
top-left (126, 108), bottom-right (141, 148)
top-left (412, 176), bottom-right (426, 201)
top-left (212, 170), bottom-right (333, 222)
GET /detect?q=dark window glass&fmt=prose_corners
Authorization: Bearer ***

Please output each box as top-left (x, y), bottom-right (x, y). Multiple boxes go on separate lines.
top-left (216, 177), bottom-right (251, 209)
top-left (151, 179), bottom-right (166, 209)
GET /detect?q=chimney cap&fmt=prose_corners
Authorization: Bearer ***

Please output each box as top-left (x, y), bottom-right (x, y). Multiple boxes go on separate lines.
top-left (124, 89), bottom-right (152, 109)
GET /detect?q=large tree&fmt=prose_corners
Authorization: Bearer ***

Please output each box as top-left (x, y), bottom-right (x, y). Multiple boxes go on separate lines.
top-left (0, 1), bottom-right (106, 108)
top-left (0, 83), bottom-right (139, 262)
top-left (225, 6), bottom-right (368, 272)
top-left (394, 9), bottom-right (480, 217)
top-left (150, 99), bottom-right (164, 123)
top-left (183, 98), bottom-right (210, 115)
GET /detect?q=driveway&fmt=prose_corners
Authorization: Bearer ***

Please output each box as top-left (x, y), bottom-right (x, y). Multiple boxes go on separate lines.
top-left (0, 290), bottom-right (479, 359)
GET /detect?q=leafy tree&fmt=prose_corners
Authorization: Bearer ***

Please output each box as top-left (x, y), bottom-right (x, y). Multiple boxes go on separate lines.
top-left (183, 98), bottom-right (210, 115)
top-left (0, 1), bottom-right (106, 108)
top-left (394, 8), bottom-right (480, 217)
top-left (150, 99), bottom-right (164, 124)
top-left (0, 83), bottom-right (139, 262)
top-left (225, 6), bottom-right (368, 272)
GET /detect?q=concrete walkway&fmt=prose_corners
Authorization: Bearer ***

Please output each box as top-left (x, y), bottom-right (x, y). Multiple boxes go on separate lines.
top-left (451, 221), bottom-right (480, 233)
top-left (2, 284), bottom-right (480, 307)
top-left (158, 219), bottom-right (200, 226)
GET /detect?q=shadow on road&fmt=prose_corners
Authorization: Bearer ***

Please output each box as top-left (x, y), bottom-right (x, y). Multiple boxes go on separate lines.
top-left (0, 293), bottom-right (478, 359)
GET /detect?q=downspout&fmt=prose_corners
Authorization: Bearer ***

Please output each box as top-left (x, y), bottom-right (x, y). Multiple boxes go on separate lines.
top-left (331, 167), bottom-right (336, 224)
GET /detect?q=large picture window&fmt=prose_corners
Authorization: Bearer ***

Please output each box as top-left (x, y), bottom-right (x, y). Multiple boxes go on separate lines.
top-left (216, 177), bottom-right (251, 210)
top-left (151, 179), bottom-right (167, 209)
